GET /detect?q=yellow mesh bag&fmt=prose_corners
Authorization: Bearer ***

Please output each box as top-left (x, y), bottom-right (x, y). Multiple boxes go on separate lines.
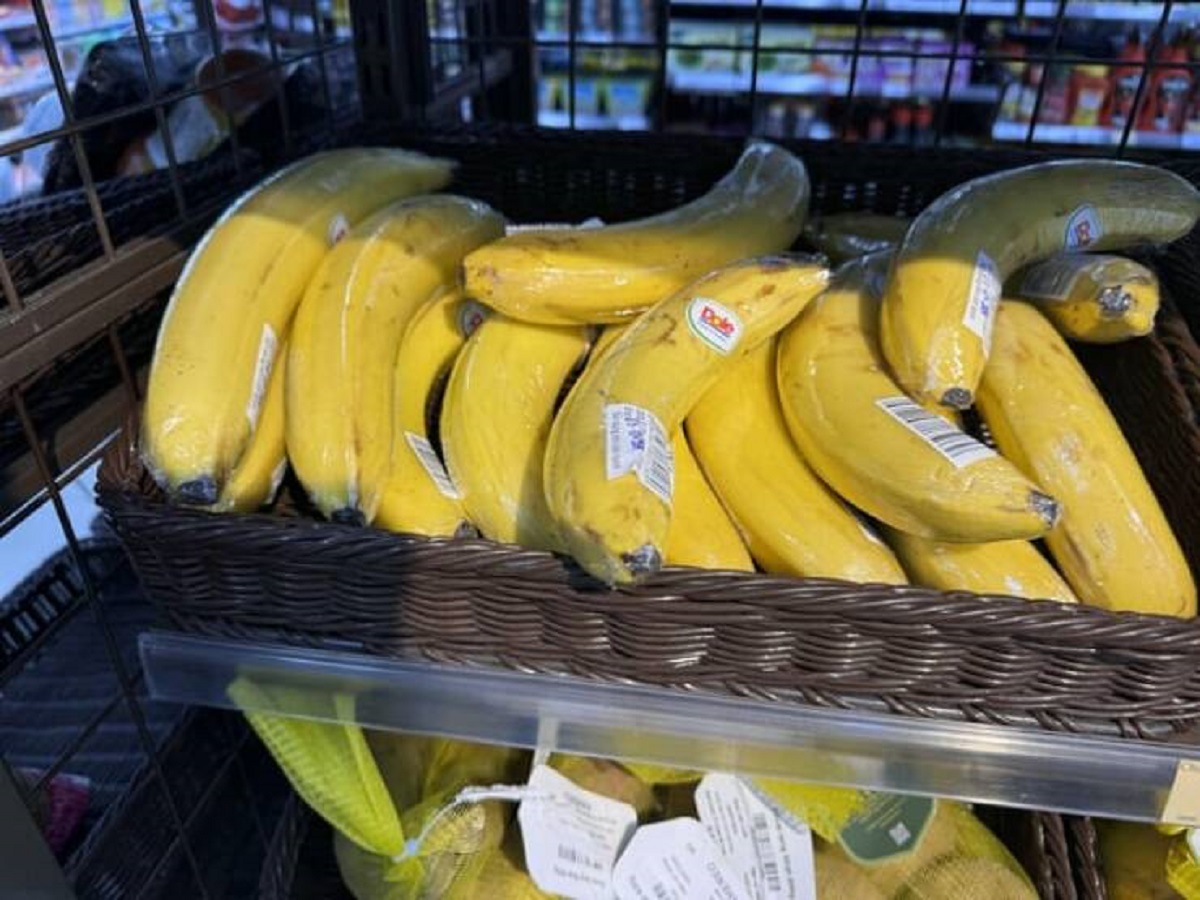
top-left (1167, 832), bottom-right (1200, 899)
top-left (620, 762), bottom-right (703, 785)
top-left (228, 679), bottom-right (403, 856)
top-left (548, 754), bottom-right (660, 819)
top-left (1099, 819), bottom-right (1186, 900)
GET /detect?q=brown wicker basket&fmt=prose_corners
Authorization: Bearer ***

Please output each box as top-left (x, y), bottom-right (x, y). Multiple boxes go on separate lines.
top-left (255, 791), bottom-right (1091, 900)
top-left (98, 131), bottom-right (1200, 740)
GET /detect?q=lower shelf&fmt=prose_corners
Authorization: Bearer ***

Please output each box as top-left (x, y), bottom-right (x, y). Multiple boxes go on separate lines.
top-left (141, 631), bottom-right (1199, 825)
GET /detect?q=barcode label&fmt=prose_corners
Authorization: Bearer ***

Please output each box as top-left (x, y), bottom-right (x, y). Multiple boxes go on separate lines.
top-left (751, 813), bottom-right (782, 894)
top-left (604, 404), bottom-right (674, 504)
top-left (876, 397), bottom-right (996, 469)
top-left (963, 250), bottom-right (1000, 350)
top-left (245, 323), bottom-right (277, 428)
top-left (405, 432), bottom-right (461, 499)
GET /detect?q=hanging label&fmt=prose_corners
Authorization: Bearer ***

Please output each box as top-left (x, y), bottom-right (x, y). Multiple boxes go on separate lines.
top-left (687, 298), bottom-right (744, 355)
top-left (327, 213), bottom-right (350, 246)
top-left (1065, 204), bottom-right (1102, 250)
top-left (518, 764), bottom-right (638, 899)
top-left (963, 250), bottom-right (1000, 349)
top-left (456, 299), bottom-right (490, 337)
top-left (1162, 761), bottom-right (1200, 826)
top-left (876, 397), bottom-right (996, 468)
top-left (611, 818), bottom-right (747, 900)
top-left (245, 323), bottom-right (278, 428)
top-left (604, 404), bottom-right (674, 503)
top-left (838, 795), bottom-right (936, 865)
top-left (695, 774), bottom-right (817, 900)
top-left (1019, 255), bottom-right (1087, 303)
top-left (405, 432), bottom-right (461, 499)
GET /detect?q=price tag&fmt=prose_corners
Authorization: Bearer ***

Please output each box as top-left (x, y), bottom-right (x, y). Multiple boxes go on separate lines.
top-left (695, 774), bottom-right (817, 900)
top-left (1162, 761), bottom-right (1200, 826)
top-left (611, 818), bottom-right (747, 900)
top-left (519, 764), bottom-right (637, 899)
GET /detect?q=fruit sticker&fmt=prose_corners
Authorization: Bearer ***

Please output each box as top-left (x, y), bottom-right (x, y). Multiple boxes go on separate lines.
top-left (687, 298), bottom-right (743, 355)
top-left (963, 251), bottom-right (1000, 350)
top-left (604, 403), bottom-right (674, 503)
top-left (327, 213), bottom-right (350, 247)
top-left (1065, 204), bottom-right (1102, 250)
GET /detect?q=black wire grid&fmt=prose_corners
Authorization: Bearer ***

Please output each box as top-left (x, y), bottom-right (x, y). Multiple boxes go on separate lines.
top-left (0, 0), bottom-right (1195, 895)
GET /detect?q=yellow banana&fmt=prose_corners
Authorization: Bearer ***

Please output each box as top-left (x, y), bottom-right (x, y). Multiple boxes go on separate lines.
top-left (804, 211), bottom-right (910, 263)
top-left (776, 260), bottom-right (1059, 542)
top-left (211, 340), bottom-right (287, 513)
top-left (1011, 253), bottom-right (1160, 343)
top-left (664, 430), bottom-right (753, 571)
top-left (884, 529), bottom-right (1077, 603)
top-left (687, 340), bottom-right (906, 583)
top-left (287, 196), bottom-right (503, 525)
top-left (880, 160), bottom-right (1200, 408)
top-left (374, 290), bottom-right (485, 537)
top-left (976, 301), bottom-right (1195, 617)
top-left (462, 141), bottom-right (810, 324)
top-left (143, 148), bottom-right (454, 504)
top-left (545, 256), bottom-right (829, 585)
top-left (441, 316), bottom-right (590, 552)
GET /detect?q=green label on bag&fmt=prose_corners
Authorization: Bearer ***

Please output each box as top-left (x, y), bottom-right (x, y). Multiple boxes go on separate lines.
top-left (838, 794), bottom-right (935, 865)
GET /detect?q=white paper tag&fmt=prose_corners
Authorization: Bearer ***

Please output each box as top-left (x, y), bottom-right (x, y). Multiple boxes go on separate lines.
top-left (963, 251), bottom-right (1000, 349)
top-left (604, 403), bottom-right (674, 503)
top-left (876, 397), bottom-right (996, 469)
top-left (611, 818), bottom-right (747, 900)
top-left (695, 774), bottom-right (817, 900)
top-left (404, 431), bottom-right (461, 499)
top-left (518, 764), bottom-right (638, 900)
top-left (687, 298), bottom-right (744, 355)
top-left (1019, 255), bottom-right (1086, 302)
top-left (245, 323), bottom-right (278, 428)
top-left (327, 213), bottom-right (350, 246)
top-left (1065, 204), bottom-right (1102, 250)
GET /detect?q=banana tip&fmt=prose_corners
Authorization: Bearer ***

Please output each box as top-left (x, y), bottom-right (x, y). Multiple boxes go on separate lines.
top-left (331, 508), bottom-right (366, 527)
top-left (941, 387), bottom-right (973, 411)
top-left (622, 544), bottom-right (663, 580)
top-left (177, 476), bottom-right (218, 507)
top-left (1030, 491), bottom-right (1061, 528)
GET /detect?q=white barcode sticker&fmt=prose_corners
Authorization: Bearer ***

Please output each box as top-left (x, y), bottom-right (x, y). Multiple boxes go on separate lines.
top-left (604, 404), bottom-right (674, 504)
top-left (611, 818), bottom-right (747, 900)
top-left (1065, 203), bottom-right (1102, 250)
top-left (695, 774), bottom-right (816, 900)
top-left (963, 251), bottom-right (1000, 350)
top-left (519, 764), bottom-right (637, 899)
top-left (245, 323), bottom-right (278, 428)
top-left (876, 397), bottom-right (996, 469)
top-left (1019, 255), bottom-right (1087, 302)
top-left (404, 432), bottom-right (460, 499)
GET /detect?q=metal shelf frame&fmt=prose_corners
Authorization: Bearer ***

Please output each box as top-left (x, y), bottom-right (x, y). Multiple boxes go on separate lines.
top-left (142, 631), bottom-right (1199, 825)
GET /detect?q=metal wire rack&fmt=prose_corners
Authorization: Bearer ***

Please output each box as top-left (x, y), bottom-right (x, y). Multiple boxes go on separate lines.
top-left (0, 0), bottom-right (1196, 895)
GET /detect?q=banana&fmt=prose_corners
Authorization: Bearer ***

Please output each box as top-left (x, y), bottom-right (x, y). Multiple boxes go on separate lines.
top-left (884, 529), bottom-right (1077, 603)
top-left (1010, 253), bottom-right (1160, 343)
top-left (211, 339), bottom-right (287, 513)
top-left (142, 148), bottom-right (454, 505)
top-left (879, 160), bottom-right (1200, 408)
top-left (804, 211), bottom-right (910, 263)
top-left (976, 301), bottom-right (1196, 617)
top-left (688, 340), bottom-right (906, 583)
top-left (462, 141), bottom-right (810, 324)
top-left (544, 255), bottom-right (829, 585)
top-left (776, 260), bottom-right (1059, 542)
top-left (287, 195), bottom-right (504, 525)
top-left (441, 316), bottom-right (590, 552)
top-left (664, 430), bottom-right (754, 571)
top-left (374, 290), bottom-right (485, 537)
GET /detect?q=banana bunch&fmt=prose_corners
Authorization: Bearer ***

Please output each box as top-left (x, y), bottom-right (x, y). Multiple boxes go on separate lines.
top-left (142, 148), bottom-right (454, 505)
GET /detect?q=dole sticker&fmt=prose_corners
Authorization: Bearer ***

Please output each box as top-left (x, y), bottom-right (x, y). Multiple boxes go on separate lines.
top-left (1065, 204), bottom-right (1102, 250)
top-left (327, 213), bottom-right (350, 247)
top-left (687, 298), bottom-right (743, 355)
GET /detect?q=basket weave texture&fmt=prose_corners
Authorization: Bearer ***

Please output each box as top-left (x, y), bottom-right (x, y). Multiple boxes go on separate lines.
top-left (98, 129), bottom-right (1200, 741)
